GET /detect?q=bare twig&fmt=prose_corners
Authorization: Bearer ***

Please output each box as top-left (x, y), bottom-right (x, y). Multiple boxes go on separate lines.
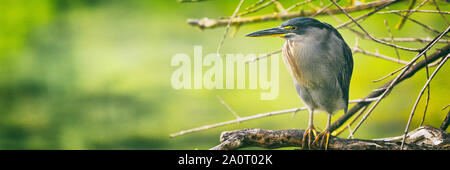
top-left (378, 9), bottom-right (450, 15)
top-left (335, 0), bottom-right (399, 30)
top-left (245, 49), bottom-right (282, 63)
top-left (395, 0), bottom-right (417, 30)
top-left (377, 37), bottom-right (450, 43)
top-left (311, 2), bottom-right (334, 17)
top-left (169, 107), bottom-right (306, 138)
top-left (216, 0), bottom-right (245, 56)
top-left (395, 0), bottom-right (430, 30)
top-left (245, 0), bottom-right (266, 11)
top-left (443, 104), bottom-right (450, 111)
top-left (400, 54), bottom-right (449, 149)
top-left (216, 95), bottom-right (241, 121)
top-left (419, 52), bottom-right (431, 127)
top-left (331, 0), bottom-right (421, 52)
top-left (384, 20), bottom-right (401, 61)
top-left (274, 0), bottom-right (287, 15)
top-left (347, 124), bottom-right (355, 139)
top-left (431, 0), bottom-right (450, 25)
top-left (187, 0), bottom-right (396, 29)
top-left (392, 12), bottom-right (448, 37)
top-left (372, 65), bottom-right (407, 82)
top-left (352, 47), bottom-right (409, 64)
top-left (286, 0), bottom-right (315, 12)
top-left (237, 0), bottom-right (276, 17)
top-left (372, 55), bottom-right (442, 83)
top-left (345, 104), bottom-right (369, 138)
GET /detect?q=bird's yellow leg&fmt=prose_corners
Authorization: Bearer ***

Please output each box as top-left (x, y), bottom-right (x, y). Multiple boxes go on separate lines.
top-left (313, 114), bottom-right (332, 150)
top-left (302, 109), bottom-right (317, 149)
top-left (302, 126), bottom-right (318, 149)
top-left (313, 130), bottom-right (330, 149)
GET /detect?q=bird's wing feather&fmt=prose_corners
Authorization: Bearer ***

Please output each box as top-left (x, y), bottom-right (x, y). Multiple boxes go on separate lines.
top-left (338, 40), bottom-right (353, 113)
top-left (323, 22), bottom-right (353, 113)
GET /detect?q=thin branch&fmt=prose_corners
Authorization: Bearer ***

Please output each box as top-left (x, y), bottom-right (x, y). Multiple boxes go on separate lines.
top-left (286, 0), bottom-right (315, 12)
top-left (245, 0), bottom-right (266, 11)
top-left (248, 46), bottom-right (412, 65)
top-left (352, 47), bottom-right (409, 64)
top-left (169, 107), bottom-right (306, 138)
top-left (384, 20), bottom-right (401, 61)
top-left (273, 0), bottom-right (287, 15)
top-left (377, 37), bottom-right (450, 43)
top-left (419, 52), bottom-right (431, 127)
top-left (443, 104), bottom-right (450, 111)
top-left (216, 0), bottom-right (245, 56)
top-left (400, 54), bottom-right (449, 149)
top-left (331, 0), bottom-right (421, 52)
top-left (372, 65), bottom-right (407, 82)
top-left (395, 0), bottom-right (430, 29)
top-left (237, 0), bottom-right (276, 17)
top-left (216, 95), bottom-right (241, 121)
top-left (378, 9), bottom-right (450, 15)
top-left (432, 0), bottom-right (450, 25)
top-left (245, 49), bottom-right (282, 63)
top-left (311, 2), bottom-right (334, 17)
top-left (372, 54), bottom-right (444, 83)
top-left (348, 27), bottom-right (450, 43)
top-left (187, 0), bottom-right (396, 29)
top-left (335, 0), bottom-right (397, 29)
top-left (392, 12), bottom-right (448, 37)
top-left (347, 124), bottom-right (355, 139)
top-left (395, 0), bottom-right (417, 30)
top-left (333, 102), bottom-right (369, 137)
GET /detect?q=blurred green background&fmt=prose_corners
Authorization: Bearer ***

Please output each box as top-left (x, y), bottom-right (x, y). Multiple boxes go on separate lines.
top-left (0, 0), bottom-right (448, 149)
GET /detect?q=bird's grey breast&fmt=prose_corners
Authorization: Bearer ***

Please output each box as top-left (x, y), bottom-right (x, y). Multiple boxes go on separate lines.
top-left (282, 27), bottom-right (343, 86)
top-left (282, 27), bottom-right (349, 113)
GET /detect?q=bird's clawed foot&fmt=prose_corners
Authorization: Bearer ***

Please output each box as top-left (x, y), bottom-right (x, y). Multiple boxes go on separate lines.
top-left (312, 130), bottom-right (331, 150)
top-left (302, 126), bottom-right (318, 149)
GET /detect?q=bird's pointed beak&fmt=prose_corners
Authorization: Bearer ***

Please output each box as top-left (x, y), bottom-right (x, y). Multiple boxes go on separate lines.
top-left (246, 27), bottom-right (288, 38)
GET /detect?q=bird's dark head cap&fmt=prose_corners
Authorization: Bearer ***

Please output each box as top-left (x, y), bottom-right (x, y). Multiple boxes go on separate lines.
top-left (280, 17), bottom-right (331, 35)
top-left (246, 17), bottom-right (332, 38)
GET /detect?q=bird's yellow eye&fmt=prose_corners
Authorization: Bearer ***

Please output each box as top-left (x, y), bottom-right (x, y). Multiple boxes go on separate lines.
top-left (283, 26), bottom-right (297, 30)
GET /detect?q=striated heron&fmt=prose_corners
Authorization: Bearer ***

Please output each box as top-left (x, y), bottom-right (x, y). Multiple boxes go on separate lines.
top-left (246, 17), bottom-right (353, 149)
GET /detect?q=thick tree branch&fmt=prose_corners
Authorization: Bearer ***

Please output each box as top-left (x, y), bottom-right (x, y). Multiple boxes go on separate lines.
top-left (210, 126), bottom-right (450, 150)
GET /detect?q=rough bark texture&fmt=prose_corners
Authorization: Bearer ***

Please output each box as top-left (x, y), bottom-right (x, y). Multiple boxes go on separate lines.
top-left (210, 126), bottom-right (450, 150)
